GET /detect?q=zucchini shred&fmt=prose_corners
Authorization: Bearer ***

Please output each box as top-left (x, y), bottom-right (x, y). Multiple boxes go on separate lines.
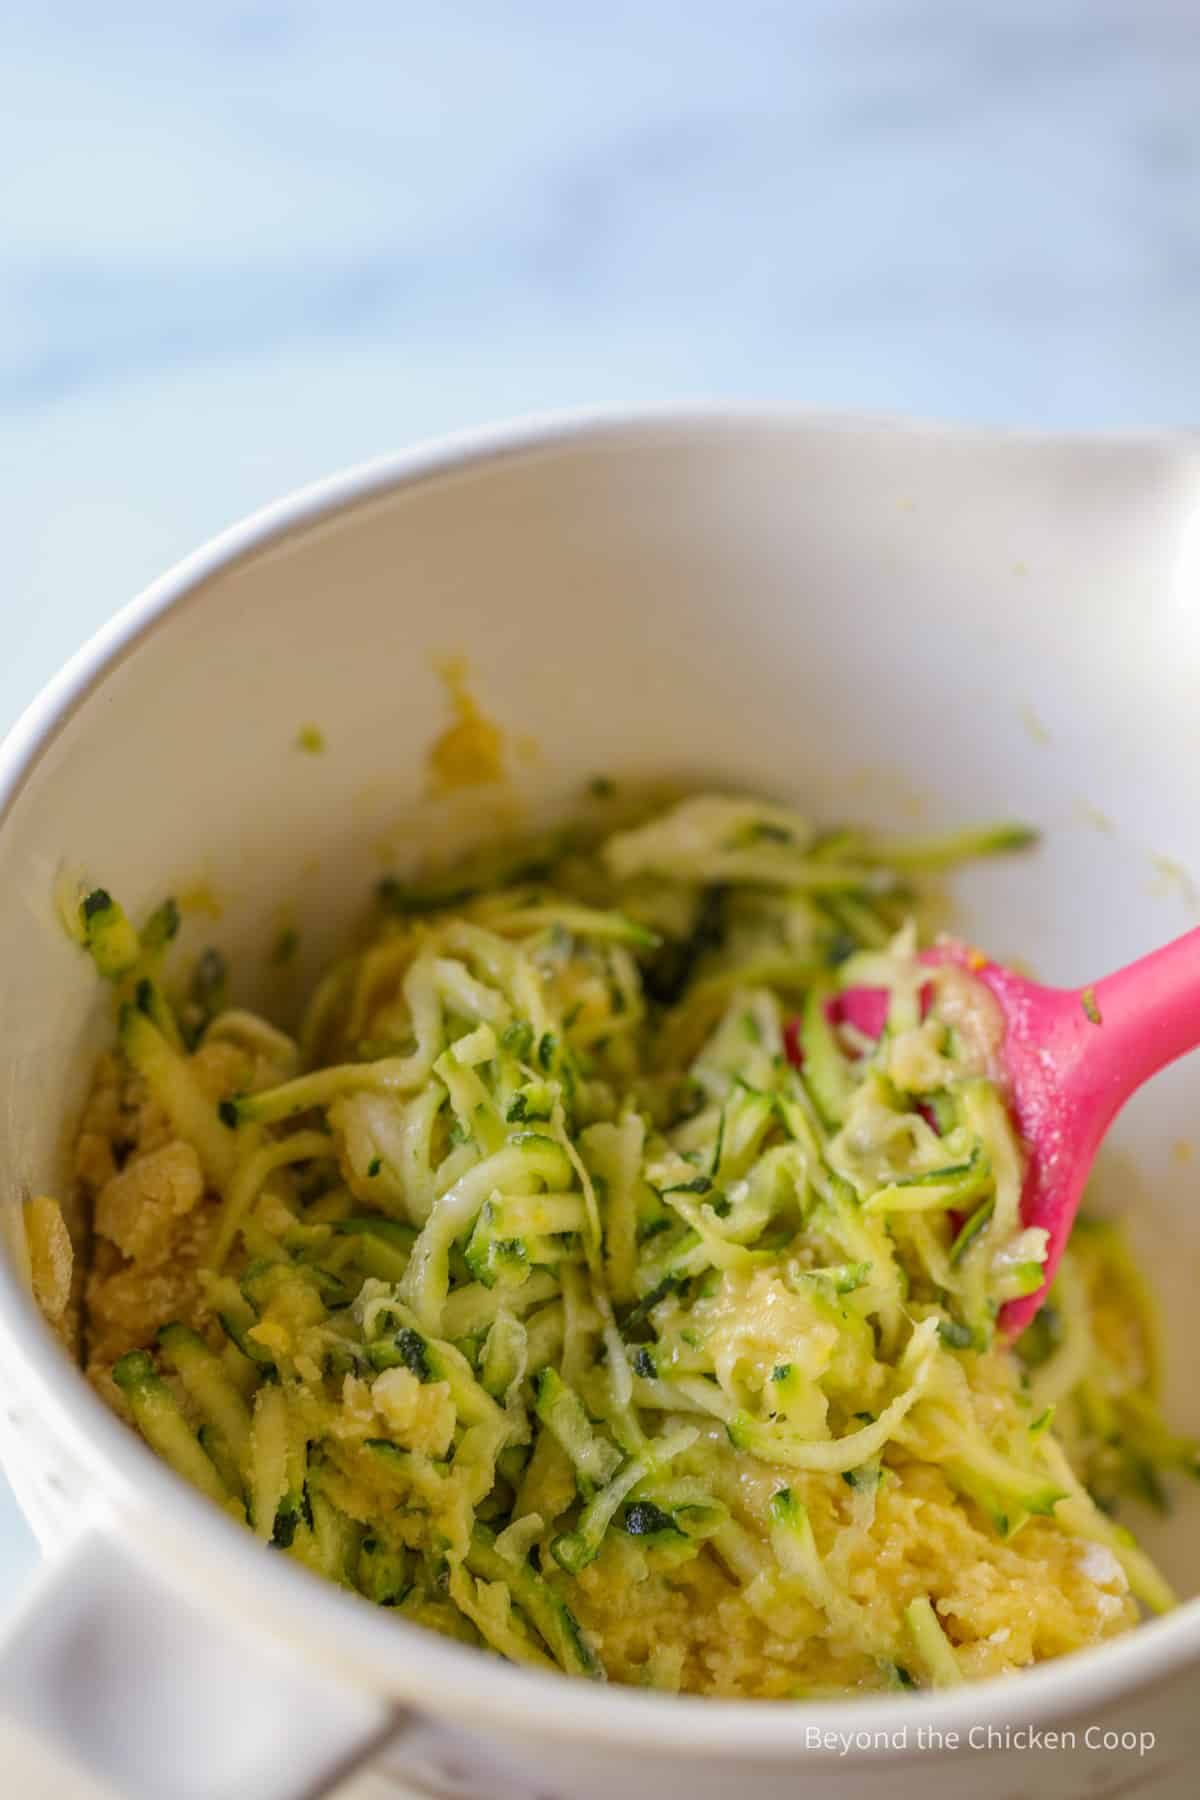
top-left (45, 792), bottom-right (1197, 1698)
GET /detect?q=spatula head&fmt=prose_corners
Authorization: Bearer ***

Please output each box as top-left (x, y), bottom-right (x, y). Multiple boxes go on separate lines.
top-left (817, 942), bottom-right (1095, 1338)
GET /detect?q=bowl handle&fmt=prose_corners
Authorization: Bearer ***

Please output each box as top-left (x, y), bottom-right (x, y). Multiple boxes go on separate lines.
top-left (0, 1515), bottom-right (406, 1799)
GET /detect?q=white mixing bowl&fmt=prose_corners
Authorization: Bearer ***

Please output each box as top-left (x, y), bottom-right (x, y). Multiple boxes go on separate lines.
top-left (0, 413), bottom-right (1197, 1800)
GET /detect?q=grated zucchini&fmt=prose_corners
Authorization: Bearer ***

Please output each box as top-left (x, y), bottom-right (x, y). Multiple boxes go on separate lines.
top-left (64, 792), bottom-right (1188, 1697)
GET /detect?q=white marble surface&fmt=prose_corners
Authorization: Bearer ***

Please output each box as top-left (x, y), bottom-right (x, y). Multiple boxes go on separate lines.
top-left (2, 0), bottom-right (1198, 1617)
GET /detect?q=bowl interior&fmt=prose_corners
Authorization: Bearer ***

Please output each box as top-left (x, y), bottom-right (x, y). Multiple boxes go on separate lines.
top-left (2, 415), bottom-right (1199, 1595)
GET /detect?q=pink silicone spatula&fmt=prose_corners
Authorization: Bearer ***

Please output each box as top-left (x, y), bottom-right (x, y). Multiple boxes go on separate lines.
top-left (839, 929), bottom-right (1200, 1338)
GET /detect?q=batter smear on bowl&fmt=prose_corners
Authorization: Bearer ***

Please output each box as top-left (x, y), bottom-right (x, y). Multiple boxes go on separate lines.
top-left (30, 793), bottom-right (1197, 1695)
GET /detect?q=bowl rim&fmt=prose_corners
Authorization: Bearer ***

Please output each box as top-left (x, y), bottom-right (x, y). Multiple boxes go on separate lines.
top-left (1, 405), bottom-right (1198, 1761)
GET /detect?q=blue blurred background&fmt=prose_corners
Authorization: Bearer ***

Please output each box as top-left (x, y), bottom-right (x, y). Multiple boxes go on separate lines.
top-left (2, 0), bottom-right (1198, 1610)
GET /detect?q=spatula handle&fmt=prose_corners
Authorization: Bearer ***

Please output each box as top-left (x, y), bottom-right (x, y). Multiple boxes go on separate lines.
top-left (1086, 924), bottom-right (1200, 1110)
